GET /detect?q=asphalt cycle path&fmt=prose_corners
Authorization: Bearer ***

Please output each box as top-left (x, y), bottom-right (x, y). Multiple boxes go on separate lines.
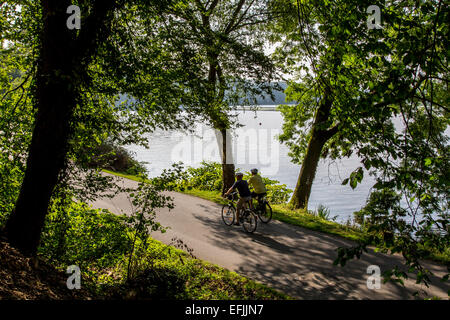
top-left (91, 174), bottom-right (449, 299)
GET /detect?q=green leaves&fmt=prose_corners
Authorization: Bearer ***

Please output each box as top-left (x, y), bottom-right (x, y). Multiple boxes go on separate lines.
top-left (39, 201), bottom-right (131, 270)
top-left (273, 0), bottom-right (449, 295)
top-left (342, 167), bottom-right (364, 190)
top-left (333, 243), bottom-right (367, 267)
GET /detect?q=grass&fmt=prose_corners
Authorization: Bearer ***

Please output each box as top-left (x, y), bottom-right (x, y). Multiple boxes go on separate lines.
top-left (90, 234), bottom-right (290, 300)
top-left (103, 169), bottom-right (151, 182)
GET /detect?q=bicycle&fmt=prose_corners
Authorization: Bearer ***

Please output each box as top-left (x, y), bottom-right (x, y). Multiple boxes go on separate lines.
top-left (221, 192), bottom-right (257, 233)
top-left (251, 193), bottom-right (273, 224)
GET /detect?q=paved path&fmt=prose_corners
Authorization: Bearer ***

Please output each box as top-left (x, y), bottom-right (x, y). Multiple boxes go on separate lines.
top-left (91, 175), bottom-right (449, 299)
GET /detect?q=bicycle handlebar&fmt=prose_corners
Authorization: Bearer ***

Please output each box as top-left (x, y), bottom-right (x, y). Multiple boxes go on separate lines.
top-left (225, 191), bottom-right (238, 201)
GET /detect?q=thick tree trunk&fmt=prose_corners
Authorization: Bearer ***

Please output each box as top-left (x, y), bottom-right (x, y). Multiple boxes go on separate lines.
top-left (4, 0), bottom-right (78, 255)
top-left (5, 0), bottom-right (117, 255)
top-left (289, 89), bottom-right (338, 210)
top-left (289, 130), bottom-right (327, 209)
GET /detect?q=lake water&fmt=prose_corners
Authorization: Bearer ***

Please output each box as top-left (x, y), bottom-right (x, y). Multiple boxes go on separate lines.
top-left (127, 107), bottom-right (376, 223)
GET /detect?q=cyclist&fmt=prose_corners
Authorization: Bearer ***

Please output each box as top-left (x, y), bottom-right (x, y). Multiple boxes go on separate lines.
top-left (248, 168), bottom-right (267, 204)
top-left (223, 172), bottom-right (252, 226)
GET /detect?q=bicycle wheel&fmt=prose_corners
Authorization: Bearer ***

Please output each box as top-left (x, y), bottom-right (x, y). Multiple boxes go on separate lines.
top-left (258, 201), bottom-right (272, 224)
top-left (242, 209), bottom-right (257, 233)
top-left (222, 204), bottom-right (235, 226)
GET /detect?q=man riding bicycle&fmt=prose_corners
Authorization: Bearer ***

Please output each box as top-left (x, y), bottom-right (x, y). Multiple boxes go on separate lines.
top-left (248, 168), bottom-right (267, 204)
top-left (223, 172), bottom-right (252, 226)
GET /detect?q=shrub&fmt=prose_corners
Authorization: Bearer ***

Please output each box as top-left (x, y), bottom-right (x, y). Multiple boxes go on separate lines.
top-left (38, 200), bottom-right (131, 274)
top-left (171, 161), bottom-right (292, 204)
top-left (0, 154), bottom-right (24, 225)
top-left (242, 172), bottom-right (292, 204)
top-left (185, 161), bottom-right (222, 191)
top-left (81, 141), bottom-right (147, 176)
top-left (36, 197), bottom-right (287, 300)
top-left (314, 204), bottom-right (337, 221)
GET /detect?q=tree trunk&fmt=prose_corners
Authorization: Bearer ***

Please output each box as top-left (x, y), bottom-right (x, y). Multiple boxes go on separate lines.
top-left (289, 89), bottom-right (338, 210)
top-left (207, 50), bottom-right (235, 194)
top-left (4, 0), bottom-right (79, 255)
top-left (220, 128), bottom-right (235, 194)
top-left (4, 0), bottom-right (118, 255)
top-left (289, 130), bottom-right (327, 209)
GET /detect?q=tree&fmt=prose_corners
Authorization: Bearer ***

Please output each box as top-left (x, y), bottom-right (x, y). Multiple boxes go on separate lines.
top-left (2, 0), bottom-right (129, 255)
top-left (2, 0), bottom-right (237, 255)
top-left (272, 0), bottom-right (449, 290)
top-left (151, 0), bottom-right (279, 193)
top-left (2, 0), bottom-right (241, 255)
top-left (271, 0), bottom-right (395, 210)
top-left (334, 0), bottom-right (449, 290)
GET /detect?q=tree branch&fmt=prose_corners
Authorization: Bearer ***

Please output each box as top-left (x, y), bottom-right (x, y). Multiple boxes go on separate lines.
top-left (1, 73), bottom-right (32, 101)
top-left (224, 0), bottom-right (246, 34)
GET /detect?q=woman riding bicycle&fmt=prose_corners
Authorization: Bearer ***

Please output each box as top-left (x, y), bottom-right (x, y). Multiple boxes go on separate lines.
top-left (223, 172), bottom-right (252, 226)
top-left (248, 168), bottom-right (267, 203)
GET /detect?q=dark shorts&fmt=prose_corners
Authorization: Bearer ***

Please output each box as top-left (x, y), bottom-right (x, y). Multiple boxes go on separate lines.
top-left (251, 192), bottom-right (266, 201)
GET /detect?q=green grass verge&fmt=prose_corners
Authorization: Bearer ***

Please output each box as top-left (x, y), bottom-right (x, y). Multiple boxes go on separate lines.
top-left (39, 194), bottom-right (289, 299)
top-left (103, 169), bottom-right (151, 182)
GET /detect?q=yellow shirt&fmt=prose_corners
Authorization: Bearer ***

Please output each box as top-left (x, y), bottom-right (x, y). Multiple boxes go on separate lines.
top-left (248, 174), bottom-right (267, 194)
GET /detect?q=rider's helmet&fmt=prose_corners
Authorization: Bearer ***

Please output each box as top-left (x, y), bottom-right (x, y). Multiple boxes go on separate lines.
top-left (235, 172), bottom-right (244, 177)
top-left (250, 168), bottom-right (258, 174)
